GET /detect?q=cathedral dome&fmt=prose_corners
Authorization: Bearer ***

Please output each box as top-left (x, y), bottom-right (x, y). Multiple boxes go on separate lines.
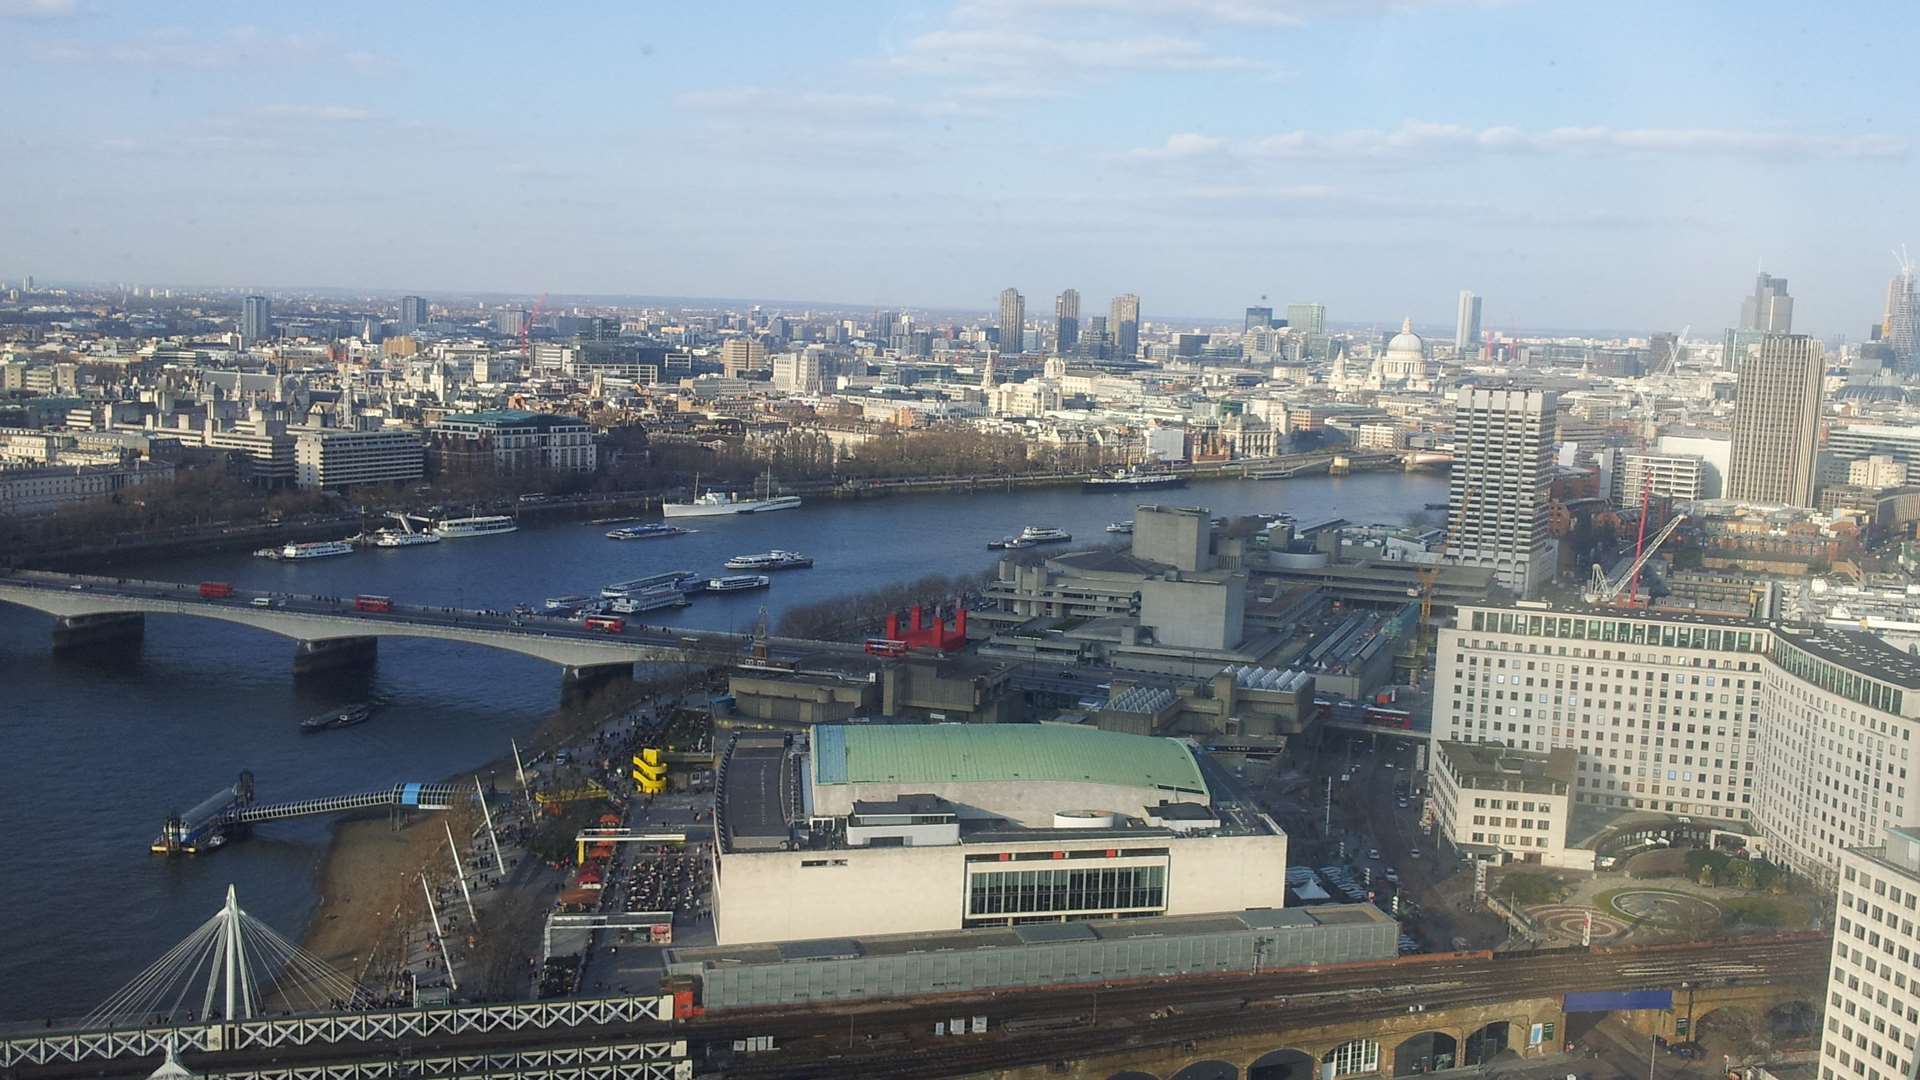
top-left (1385, 316), bottom-right (1424, 359)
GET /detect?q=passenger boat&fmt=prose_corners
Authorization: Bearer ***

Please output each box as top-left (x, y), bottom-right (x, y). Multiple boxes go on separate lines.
top-left (258, 540), bottom-right (355, 561)
top-left (1081, 468), bottom-right (1187, 493)
top-left (544, 594), bottom-right (594, 613)
top-left (607, 523), bottom-right (689, 541)
top-left (610, 590), bottom-right (690, 613)
top-left (1106, 521), bottom-right (1134, 534)
top-left (300, 703), bottom-right (371, 734)
top-left (433, 515), bottom-right (518, 538)
top-left (662, 470), bottom-right (802, 518)
top-left (1017, 526), bottom-right (1072, 544)
top-left (603, 572), bottom-right (702, 599)
top-left (723, 550), bottom-right (813, 571)
top-left (372, 529), bottom-right (440, 548)
top-left (987, 536), bottom-right (1033, 550)
top-left (706, 574), bottom-right (771, 593)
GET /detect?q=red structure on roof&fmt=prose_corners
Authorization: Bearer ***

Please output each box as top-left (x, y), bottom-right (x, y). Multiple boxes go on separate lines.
top-left (883, 604), bottom-right (968, 653)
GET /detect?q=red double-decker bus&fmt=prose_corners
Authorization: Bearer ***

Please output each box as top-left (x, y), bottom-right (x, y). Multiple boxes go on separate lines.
top-left (583, 614), bottom-right (626, 633)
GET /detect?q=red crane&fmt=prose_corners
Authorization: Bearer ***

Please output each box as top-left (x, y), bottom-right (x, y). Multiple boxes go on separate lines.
top-left (519, 293), bottom-right (547, 363)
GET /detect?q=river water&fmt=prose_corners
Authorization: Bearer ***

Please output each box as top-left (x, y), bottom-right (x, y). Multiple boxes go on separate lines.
top-left (0, 471), bottom-right (1445, 1020)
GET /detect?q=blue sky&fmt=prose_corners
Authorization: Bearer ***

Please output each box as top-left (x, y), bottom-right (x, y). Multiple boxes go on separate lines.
top-left (2, 0), bottom-right (1914, 335)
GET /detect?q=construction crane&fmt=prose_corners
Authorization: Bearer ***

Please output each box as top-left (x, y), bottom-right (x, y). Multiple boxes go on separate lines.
top-left (519, 293), bottom-right (548, 367)
top-left (1410, 487), bottom-right (1469, 673)
top-left (1584, 513), bottom-right (1688, 606)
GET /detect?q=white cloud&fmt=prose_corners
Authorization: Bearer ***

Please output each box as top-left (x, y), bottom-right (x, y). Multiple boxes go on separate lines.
top-left (0, 0), bottom-right (80, 18)
top-left (1130, 122), bottom-right (1909, 163)
top-left (674, 87), bottom-right (917, 121)
top-left (897, 29), bottom-right (1273, 75)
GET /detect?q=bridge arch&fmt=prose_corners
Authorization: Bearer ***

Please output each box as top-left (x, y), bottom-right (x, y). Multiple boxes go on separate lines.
top-left (1169, 1062), bottom-right (1238, 1080)
top-left (1390, 1031), bottom-right (1457, 1076)
top-left (1247, 1047), bottom-right (1315, 1080)
top-left (1462, 1021), bottom-right (1515, 1067)
top-left (1321, 1038), bottom-right (1382, 1078)
top-left (1109, 1073), bottom-right (1159, 1080)
top-left (1768, 999), bottom-right (1819, 1042)
top-left (1694, 1005), bottom-right (1765, 1057)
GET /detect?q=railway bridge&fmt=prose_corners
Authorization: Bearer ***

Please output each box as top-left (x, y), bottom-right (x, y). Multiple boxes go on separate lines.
top-left (0, 570), bottom-right (866, 684)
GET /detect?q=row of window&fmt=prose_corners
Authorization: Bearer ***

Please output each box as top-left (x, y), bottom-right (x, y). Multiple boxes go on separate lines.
top-left (965, 865), bottom-right (1166, 917)
top-left (1468, 610), bottom-right (1765, 652)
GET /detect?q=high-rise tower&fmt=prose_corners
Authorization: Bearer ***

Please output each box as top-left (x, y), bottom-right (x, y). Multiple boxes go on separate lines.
top-left (1884, 252), bottom-right (1919, 370)
top-left (1726, 333), bottom-right (1823, 507)
top-left (1739, 272), bottom-right (1794, 333)
top-left (1055, 289), bottom-right (1080, 353)
top-left (240, 295), bottom-right (272, 345)
top-left (1109, 293), bottom-right (1140, 359)
top-left (1454, 291), bottom-right (1482, 355)
top-left (1449, 388), bottom-right (1557, 597)
top-left (998, 288), bottom-right (1025, 354)
top-left (399, 295), bottom-right (428, 333)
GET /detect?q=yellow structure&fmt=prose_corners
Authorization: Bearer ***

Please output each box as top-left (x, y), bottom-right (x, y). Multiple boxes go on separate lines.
top-left (533, 781), bottom-right (610, 808)
top-left (632, 749), bottom-right (667, 795)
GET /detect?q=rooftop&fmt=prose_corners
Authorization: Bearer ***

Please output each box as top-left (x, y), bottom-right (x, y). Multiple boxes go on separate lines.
top-left (1773, 625), bottom-right (1920, 691)
top-left (436, 408), bottom-right (584, 427)
top-left (1436, 740), bottom-right (1575, 795)
top-left (812, 723), bottom-right (1208, 795)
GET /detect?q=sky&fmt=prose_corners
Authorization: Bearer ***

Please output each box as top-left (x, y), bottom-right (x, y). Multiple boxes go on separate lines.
top-left (2, 0), bottom-right (1916, 336)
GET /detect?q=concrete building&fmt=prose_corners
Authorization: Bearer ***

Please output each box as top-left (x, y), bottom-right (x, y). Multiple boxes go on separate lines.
top-left (1754, 626), bottom-right (1920, 890)
top-left (1110, 293), bottom-right (1141, 360)
top-left (1055, 289), bottom-right (1080, 352)
top-left (1726, 333), bottom-right (1822, 507)
top-left (399, 295), bottom-right (428, 333)
top-left (770, 351), bottom-right (822, 394)
top-left (1285, 303), bottom-right (1325, 336)
top-left (1619, 451), bottom-right (1707, 507)
top-left (240, 295), bottom-right (272, 345)
top-left (204, 410), bottom-right (295, 488)
top-left (1739, 272), bottom-right (1794, 334)
top-left (291, 427), bottom-right (425, 490)
top-left (998, 288), bottom-right (1025, 355)
top-left (1820, 825), bottom-right (1920, 1080)
top-left (0, 459), bottom-right (176, 516)
top-left (712, 724), bottom-right (1288, 945)
top-left (1848, 454), bottom-right (1908, 489)
top-left (1434, 602), bottom-right (1771, 827)
top-left (1830, 425), bottom-right (1920, 478)
top-left (1430, 741), bottom-right (1590, 869)
top-left (719, 337), bottom-right (765, 377)
top-left (1455, 291), bottom-right (1482, 355)
top-left (430, 409), bottom-right (595, 474)
top-left (1448, 388), bottom-right (1557, 597)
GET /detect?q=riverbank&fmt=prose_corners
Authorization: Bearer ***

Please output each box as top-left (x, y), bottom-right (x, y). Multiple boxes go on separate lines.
top-left (305, 811), bottom-right (446, 986)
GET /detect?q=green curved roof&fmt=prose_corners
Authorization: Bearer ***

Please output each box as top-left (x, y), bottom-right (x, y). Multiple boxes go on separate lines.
top-left (813, 724), bottom-right (1207, 795)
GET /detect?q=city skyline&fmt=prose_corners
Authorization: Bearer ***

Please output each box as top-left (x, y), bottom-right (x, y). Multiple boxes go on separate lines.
top-left (3, 1), bottom-right (1917, 335)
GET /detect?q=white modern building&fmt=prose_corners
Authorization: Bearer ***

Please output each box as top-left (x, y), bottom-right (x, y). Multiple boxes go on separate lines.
top-left (291, 427), bottom-right (425, 490)
top-left (1430, 740), bottom-right (1590, 869)
top-left (1754, 627), bottom-right (1920, 890)
top-left (1618, 451), bottom-right (1707, 507)
top-left (430, 409), bottom-right (595, 474)
top-left (1822, 826), bottom-right (1920, 1080)
top-left (713, 724), bottom-right (1288, 945)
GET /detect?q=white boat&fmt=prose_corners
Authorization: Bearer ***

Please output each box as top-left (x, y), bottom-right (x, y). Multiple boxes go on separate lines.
top-left (610, 590), bottom-right (690, 614)
top-left (258, 540), bottom-right (355, 561)
top-left (706, 574), bottom-right (771, 593)
top-left (372, 530), bottom-right (441, 548)
top-left (662, 470), bottom-right (802, 519)
top-left (1017, 526), bottom-right (1072, 544)
top-left (607, 523), bottom-right (689, 540)
top-left (545, 594), bottom-right (593, 613)
top-left (603, 572), bottom-right (701, 599)
top-left (1105, 521), bottom-right (1134, 534)
top-left (723, 550), bottom-right (813, 570)
top-left (662, 492), bottom-right (802, 519)
top-left (433, 515), bottom-right (518, 538)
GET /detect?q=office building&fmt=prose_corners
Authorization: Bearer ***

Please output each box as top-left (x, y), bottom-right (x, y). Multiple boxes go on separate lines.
top-left (1430, 741), bottom-right (1588, 868)
top-left (1740, 272), bottom-right (1795, 333)
top-left (0, 459), bottom-right (176, 516)
top-left (291, 427), bottom-right (425, 490)
top-left (1455, 290), bottom-right (1482, 355)
top-left (719, 338), bottom-right (765, 377)
top-left (1830, 424), bottom-right (1920, 478)
top-left (1434, 602), bottom-right (1770, 826)
top-left (1754, 626), bottom-right (1920, 889)
top-left (1285, 303), bottom-right (1326, 337)
top-left (1448, 388), bottom-right (1557, 597)
top-left (1618, 451), bottom-right (1707, 507)
top-left (1848, 455), bottom-right (1908, 489)
top-left (493, 309), bottom-right (528, 338)
top-left (1820, 825), bottom-right (1920, 1080)
top-left (1245, 306), bottom-right (1273, 331)
top-left (398, 295), bottom-right (428, 332)
top-left (1885, 260), bottom-right (1919, 370)
top-left (998, 288), bottom-right (1026, 355)
top-left (1055, 289), bottom-right (1080, 353)
top-left (771, 351), bottom-right (823, 394)
top-left (1110, 293), bottom-right (1140, 359)
top-left (239, 295), bottom-right (272, 345)
top-left (430, 409), bottom-right (595, 474)
top-left (1726, 333), bottom-right (1822, 507)
top-left (712, 724), bottom-right (1287, 945)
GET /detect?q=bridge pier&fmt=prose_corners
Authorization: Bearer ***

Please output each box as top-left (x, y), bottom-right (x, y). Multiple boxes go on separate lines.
top-left (562, 662), bottom-right (634, 705)
top-left (294, 636), bottom-right (378, 675)
top-left (51, 612), bottom-right (145, 651)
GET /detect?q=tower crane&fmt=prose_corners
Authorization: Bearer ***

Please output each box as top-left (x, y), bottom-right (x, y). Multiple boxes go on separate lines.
top-left (1410, 487), bottom-right (1469, 673)
top-left (1584, 512), bottom-right (1688, 606)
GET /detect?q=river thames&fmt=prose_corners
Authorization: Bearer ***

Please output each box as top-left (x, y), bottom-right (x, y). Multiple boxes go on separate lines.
top-left (0, 471), bottom-right (1445, 1019)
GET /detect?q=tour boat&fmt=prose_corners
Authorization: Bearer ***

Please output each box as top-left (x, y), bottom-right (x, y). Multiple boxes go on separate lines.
top-left (1017, 526), bottom-right (1072, 544)
top-left (607, 523), bottom-right (689, 540)
top-left (723, 550), bottom-right (813, 571)
top-left (1081, 468), bottom-right (1187, 493)
top-left (610, 590), bottom-right (690, 614)
top-left (706, 574), bottom-right (772, 593)
top-left (433, 515), bottom-right (518, 538)
top-left (603, 572), bottom-right (703, 599)
top-left (259, 540), bottom-right (355, 561)
top-left (1106, 521), bottom-right (1135, 534)
top-left (372, 529), bottom-right (440, 548)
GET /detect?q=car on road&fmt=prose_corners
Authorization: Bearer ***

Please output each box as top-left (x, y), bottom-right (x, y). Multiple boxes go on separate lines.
top-left (1367, 848), bottom-right (1380, 860)
top-left (1384, 869), bottom-right (1399, 884)
top-left (1409, 847), bottom-right (1422, 859)
top-left (1668, 1043), bottom-right (1704, 1059)
top-left (1397, 797), bottom-right (1409, 808)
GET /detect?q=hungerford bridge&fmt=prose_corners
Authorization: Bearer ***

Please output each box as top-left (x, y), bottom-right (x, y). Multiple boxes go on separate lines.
top-left (0, 571), bottom-right (867, 681)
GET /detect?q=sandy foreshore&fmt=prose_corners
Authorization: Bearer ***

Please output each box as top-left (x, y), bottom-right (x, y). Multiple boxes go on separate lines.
top-left (304, 811), bottom-right (451, 986)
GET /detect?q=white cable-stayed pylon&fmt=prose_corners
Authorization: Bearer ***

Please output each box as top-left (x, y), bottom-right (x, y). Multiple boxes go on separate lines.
top-left (84, 885), bottom-right (373, 1029)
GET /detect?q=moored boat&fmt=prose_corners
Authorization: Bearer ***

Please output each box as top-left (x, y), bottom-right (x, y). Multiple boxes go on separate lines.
top-left (706, 574), bottom-right (771, 593)
top-left (723, 550), bottom-right (813, 570)
top-left (300, 703), bottom-right (371, 734)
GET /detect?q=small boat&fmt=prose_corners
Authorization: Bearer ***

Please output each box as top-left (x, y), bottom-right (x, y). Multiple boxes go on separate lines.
top-left (372, 529), bottom-right (441, 548)
top-left (706, 574), bottom-right (771, 593)
top-left (545, 593), bottom-right (593, 613)
top-left (1081, 468), bottom-right (1187, 493)
top-left (1017, 526), bottom-right (1072, 544)
top-left (1106, 521), bottom-right (1134, 534)
top-left (723, 550), bottom-right (813, 570)
top-left (610, 590), bottom-right (690, 613)
top-left (433, 515), bottom-right (518, 538)
top-left (608, 523), bottom-right (689, 541)
top-left (987, 536), bottom-right (1033, 550)
top-left (300, 703), bottom-right (371, 734)
top-left (258, 540), bottom-right (355, 561)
